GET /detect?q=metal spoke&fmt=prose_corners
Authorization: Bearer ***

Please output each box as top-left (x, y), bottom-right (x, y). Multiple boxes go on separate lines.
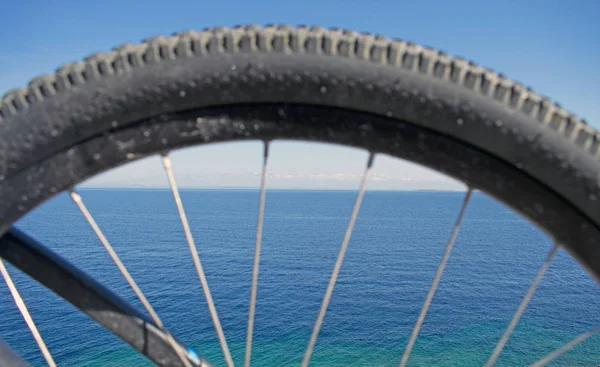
top-left (486, 243), bottom-right (559, 367)
top-left (529, 325), bottom-right (600, 367)
top-left (301, 153), bottom-right (375, 367)
top-left (161, 153), bottom-right (234, 367)
top-left (70, 190), bottom-right (193, 367)
top-left (70, 191), bottom-right (165, 327)
top-left (0, 258), bottom-right (57, 367)
top-left (398, 188), bottom-right (473, 367)
top-left (244, 141), bottom-right (269, 367)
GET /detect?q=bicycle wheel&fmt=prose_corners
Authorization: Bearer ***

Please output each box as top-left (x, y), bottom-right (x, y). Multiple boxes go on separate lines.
top-left (0, 25), bottom-right (598, 366)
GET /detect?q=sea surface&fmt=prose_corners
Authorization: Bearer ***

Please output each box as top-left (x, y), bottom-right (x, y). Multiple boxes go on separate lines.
top-left (1, 189), bottom-right (599, 366)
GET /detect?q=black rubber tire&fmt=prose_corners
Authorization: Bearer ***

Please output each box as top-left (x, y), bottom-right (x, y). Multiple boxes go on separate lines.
top-left (1, 25), bottom-right (599, 280)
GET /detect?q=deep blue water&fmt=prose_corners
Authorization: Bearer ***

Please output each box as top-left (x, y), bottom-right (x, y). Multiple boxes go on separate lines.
top-left (1, 189), bottom-right (599, 366)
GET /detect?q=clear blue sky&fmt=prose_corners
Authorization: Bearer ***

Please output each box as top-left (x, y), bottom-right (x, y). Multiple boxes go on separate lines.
top-left (1, 0), bottom-right (598, 189)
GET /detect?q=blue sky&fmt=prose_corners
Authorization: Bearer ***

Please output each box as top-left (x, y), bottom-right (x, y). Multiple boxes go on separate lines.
top-left (1, 0), bottom-right (598, 189)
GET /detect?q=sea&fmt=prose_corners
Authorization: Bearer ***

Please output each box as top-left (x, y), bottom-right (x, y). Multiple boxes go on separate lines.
top-left (1, 189), bottom-right (598, 366)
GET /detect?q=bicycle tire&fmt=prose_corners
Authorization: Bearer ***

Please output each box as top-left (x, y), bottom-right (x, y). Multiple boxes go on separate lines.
top-left (0, 24), bottom-right (599, 278)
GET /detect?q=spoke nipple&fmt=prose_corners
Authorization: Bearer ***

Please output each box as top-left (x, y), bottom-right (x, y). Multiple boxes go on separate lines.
top-left (69, 191), bottom-right (82, 203)
top-left (366, 152), bottom-right (376, 168)
top-left (161, 154), bottom-right (172, 168)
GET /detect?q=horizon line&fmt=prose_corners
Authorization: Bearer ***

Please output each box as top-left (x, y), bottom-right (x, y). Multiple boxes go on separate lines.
top-left (79, 186), bottom-right (467, 192)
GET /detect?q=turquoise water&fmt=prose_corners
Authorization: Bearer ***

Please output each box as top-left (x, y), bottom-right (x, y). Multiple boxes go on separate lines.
top-left (1, 189), bottom-right (599, 366)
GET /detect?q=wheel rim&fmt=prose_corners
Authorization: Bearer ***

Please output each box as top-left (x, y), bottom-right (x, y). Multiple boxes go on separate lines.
top-left (0, 104), bottom-right (599, 366)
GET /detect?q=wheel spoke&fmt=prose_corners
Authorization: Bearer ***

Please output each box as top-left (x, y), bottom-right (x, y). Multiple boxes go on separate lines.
top-left (161, 154), bottom-right (234, 367)
top-left (301, 153), bottom-right (375, 367)
top-left (0, 258), bottom-right (57, 367)
top-left (70, 190), bottom-right (165, 327)
top-left (244, 142), bottom-right (270, 367)
top-left (485, 243), bottom-right (559, 366)
top-left (70, 190), bottom-right (193, 367)
top-left (529, 325), bottom-right (600, 366)
top-left (398, 188), bottom-right (473, 367)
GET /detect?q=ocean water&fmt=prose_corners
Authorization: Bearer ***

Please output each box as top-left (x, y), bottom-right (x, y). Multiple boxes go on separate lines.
top-left (1, 189), bottom-right (599, 366)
